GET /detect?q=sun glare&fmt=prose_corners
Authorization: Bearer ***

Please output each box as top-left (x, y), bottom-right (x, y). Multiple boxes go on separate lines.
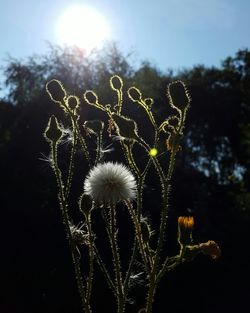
top-left (56, 5), bottom-right (111, 52)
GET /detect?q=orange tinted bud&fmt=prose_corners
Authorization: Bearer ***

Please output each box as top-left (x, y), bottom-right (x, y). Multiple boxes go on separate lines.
top-left (178, 216), bottom-right (194, 230)
top-left (200, 240), bottom-right (221, 260)
top-left (178, 216), bottom-right (194, 245)
top-left (166, 133), bottom-right (182, 153)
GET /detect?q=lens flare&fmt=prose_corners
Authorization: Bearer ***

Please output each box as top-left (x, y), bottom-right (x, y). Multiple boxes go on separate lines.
top-left (56, 5), bottom-right (111, 52)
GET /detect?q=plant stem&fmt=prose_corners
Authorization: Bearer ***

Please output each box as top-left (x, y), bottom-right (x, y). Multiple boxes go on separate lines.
top-left (125, 201), bottom-right (150, 274)
top-left (86, 211), bottom-right (94, 304)
top-left (65, 119), bottom-right (77, 199)
top-left (51, 142), bottom-right (91, 313)
top-left (109, 205), bottom-right (125, 313)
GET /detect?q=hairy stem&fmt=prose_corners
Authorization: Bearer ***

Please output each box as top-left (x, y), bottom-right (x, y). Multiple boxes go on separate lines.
top-left (65, 119), bottom-right (77, 199)
top-left (51, 142), bottom-right (91, 313)
top-left (109, 205), bottom-right (125, 313)
top-left (86, 211), bottom-right (94, 304)
top-left (125, 200), bottom-right (150, 274)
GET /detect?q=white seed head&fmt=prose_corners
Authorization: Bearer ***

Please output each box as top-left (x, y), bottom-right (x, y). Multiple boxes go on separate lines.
top-left (84, 162), bottom-right (137, 205)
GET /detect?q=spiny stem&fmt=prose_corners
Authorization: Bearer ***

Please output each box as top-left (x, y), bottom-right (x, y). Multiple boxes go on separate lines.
top-left (65, 119), bottom-right (77, 199)
top-left (51, 142), bottom-right (91, 313)
top-left (145, 153), bottom-right (176, 313)
top-left (94, 130), bottom-right (104, 165)
top-left (86, 212), bottom-right (94, 304)
top-left (109, 204), bottom-right (125, 313)
top-left (125, 200), bottom-right (151, 274)
top-left (66, 109), bottom-right (90, 166)
top-left (124, 176), bottom-right (144, 296)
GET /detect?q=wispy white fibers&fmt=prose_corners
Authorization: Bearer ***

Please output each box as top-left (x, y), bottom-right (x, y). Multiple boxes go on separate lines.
top-left (84, 162), bottom-right (137, 205)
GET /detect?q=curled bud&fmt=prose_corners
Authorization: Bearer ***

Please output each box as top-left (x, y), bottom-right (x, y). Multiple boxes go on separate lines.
top-left (127, 87), bottom-right (142, 102)
top-left (110, 75), bottom-right (123, 90)
top-left (178, 216), bottom-right (194, 246)
top-left (167, 80), bottom-right (191, 111)
top-left (44, 115), bottom-right (63, 143)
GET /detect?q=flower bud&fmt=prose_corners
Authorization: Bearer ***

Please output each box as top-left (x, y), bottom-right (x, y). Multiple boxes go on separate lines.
top-left (167, 80), bottom-right (191, 111)
top-left (112, 113), bottom-right (139, 141)
top-left (46, 79), bottom-right (67, 103)
top-left (178, 216), bottom-right (194, 246)
top-left (44, 115), bottom-right (63, 143)
top-left (166, 132), bottom-right (181, 152)
top-left (84, 90), bottom-right (99, 105)
top-left (110, 75), bottom-right (123, 90)
top-left (144, 98), bottom-right (154, 109)
top-left (127, 87), bottom-right (142, 102)
top-left (199, 240), bottom-right (221, 260)
top-left (79, 193), bottom-right (93, 216)
top-left (66, 95), bottom-right (80, 111)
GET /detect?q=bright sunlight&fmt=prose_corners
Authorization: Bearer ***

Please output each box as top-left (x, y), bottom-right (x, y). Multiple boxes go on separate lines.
top-left (56, 5), bottom-right (111, 52)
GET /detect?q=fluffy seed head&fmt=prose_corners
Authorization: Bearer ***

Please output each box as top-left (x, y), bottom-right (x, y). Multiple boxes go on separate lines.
top-left (84, 162), bottom-right (137, 205)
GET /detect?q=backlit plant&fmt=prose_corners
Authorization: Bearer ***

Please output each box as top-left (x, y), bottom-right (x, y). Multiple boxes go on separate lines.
top-left (44, 76), bottom-right (221, 313)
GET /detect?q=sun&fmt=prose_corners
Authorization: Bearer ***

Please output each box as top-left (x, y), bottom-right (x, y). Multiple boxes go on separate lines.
top-left (56, 5), bottom-right (111, 52)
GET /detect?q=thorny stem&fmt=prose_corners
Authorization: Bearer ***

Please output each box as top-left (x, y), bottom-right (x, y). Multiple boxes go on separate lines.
top-left (86, 212), bottom-right (94, 304)
top-left (94, 132), bottom-right (103, 165)
top-left (123, 144), bottom-right (147, 297)
top-left (156, 256), bottom-right (181, 284)
top-left (123, 178), bottom-right (145, 296)
top-left (65, 118), bottom-right (78, 199)
top-left (71, 114), bottom-right (91, 166)
top-left (136, 136), bottom-right (177, 313)
top-left (125, 200), bottom-right (151, 274)
top-left (51, 142), bottom-right (91, 313)
top-left (109, 204), bottom-right (125, 313)
top-left (145, 150), bottom-right (176, 313)
top-left (125, 142), bottom-right (141, 178)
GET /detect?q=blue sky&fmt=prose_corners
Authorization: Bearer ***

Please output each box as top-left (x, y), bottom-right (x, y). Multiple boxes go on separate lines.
top-left (0, 0), bottom-right (250, 72)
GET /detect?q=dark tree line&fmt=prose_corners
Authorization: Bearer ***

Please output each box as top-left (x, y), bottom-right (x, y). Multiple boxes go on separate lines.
top-left (1, 45), bottom-right (250, 312)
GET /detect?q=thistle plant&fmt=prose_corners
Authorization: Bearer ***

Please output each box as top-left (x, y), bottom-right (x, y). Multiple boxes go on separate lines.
top-left (44, 76), bottom-right (221, 313)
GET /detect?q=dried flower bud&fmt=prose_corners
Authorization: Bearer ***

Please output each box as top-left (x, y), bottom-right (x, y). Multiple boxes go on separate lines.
top-left (167, 80), bottom-right (191, 111)
top-left (127, 87), bottom-right (142, 102)
top-left (178, 216), bottom-right (194, 246)
top-left (84, 90), bottom-right (99, 105)
top-left (200, 240), bottom-right (221, 260)
top-left (79, 193), bottom-right (93, 216)
top-left (66, 95), bottom-right (80, 111)
top-left (166, 132), bottom-right (181, 152)
top-left (144, 98), bottom-right (154, 109)
top-left (110, 75), bottom-right (123, 90)
top-left (112, 113), bottom-right (139, 141)
top-left (44, 115), bottom-right (63, 143)
top-left (46, 79), bottom-right (67, 104)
